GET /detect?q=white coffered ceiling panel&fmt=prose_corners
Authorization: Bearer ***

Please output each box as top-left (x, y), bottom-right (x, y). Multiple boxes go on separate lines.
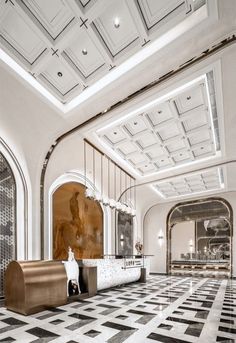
top-left (92, 0), bottom-right (139, 58)
top-left (0, 4), bottom-right (46, 65)
top-left (63, 29), bottom-right (105, 80)
top-left (21, 0), bottom-right (75, 40)
top-left (0, 0), bottom-right (207, 105)
top-left (96, 74), bottom-right (221, 176)
top-left (153, 168), bottom-right (224, 199)
top-left (39, 56), bottom-right (80, 97)
top-left (137, 0), bottom-right (187, 31)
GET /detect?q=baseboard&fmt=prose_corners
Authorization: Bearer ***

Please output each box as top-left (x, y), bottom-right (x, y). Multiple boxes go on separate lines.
top-left (149, 272), bottom-right (167, 275)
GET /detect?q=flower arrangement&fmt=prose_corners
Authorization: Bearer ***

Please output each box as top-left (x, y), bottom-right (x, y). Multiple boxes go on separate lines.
top-left (135, 241), bottom-right (143, 255)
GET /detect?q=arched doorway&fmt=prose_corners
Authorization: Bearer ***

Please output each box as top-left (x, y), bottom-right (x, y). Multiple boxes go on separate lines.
top-left (52, 181), bottom-right (103, 259)
top-left (166, 197), bottom-right (233, 277)
top-left (0, 152), bottom-right (16, 298)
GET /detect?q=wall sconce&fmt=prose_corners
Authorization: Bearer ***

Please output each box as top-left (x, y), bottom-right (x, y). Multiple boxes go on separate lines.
top-left (158, 230), bottom-right (164, 246)
top-left (189, 239), bottom-right (194, 259)
top-left (120, 234), bottom-right (124, 247)
top-left (189, 239), bottom-right (194, 252)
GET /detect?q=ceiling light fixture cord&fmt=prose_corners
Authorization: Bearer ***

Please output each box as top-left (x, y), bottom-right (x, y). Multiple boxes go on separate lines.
top-left (84, 140), bottom-right (87, 190)
top-left (108, 158), bottom-right (110, 201)
top-left (101, 153), bottom-right (103, 200)
top-left (93, 147), bottom-right (95, 192)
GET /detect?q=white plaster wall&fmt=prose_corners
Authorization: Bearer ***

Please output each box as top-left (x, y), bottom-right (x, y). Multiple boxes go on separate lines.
top-left (143, 191), bottom-right (236, 277)
top-left (0, 0), bottom-right (236, 261)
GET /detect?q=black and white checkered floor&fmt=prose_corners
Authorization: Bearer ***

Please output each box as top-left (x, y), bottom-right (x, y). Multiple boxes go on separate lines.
top-left (0, 275), bottom-right (235, 342)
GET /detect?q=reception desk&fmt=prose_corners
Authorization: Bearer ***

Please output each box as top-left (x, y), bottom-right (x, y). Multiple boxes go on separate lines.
top-left (5, 256), bottom-right (149, 315)
top-left (81, 256), bottom-right (150, 291)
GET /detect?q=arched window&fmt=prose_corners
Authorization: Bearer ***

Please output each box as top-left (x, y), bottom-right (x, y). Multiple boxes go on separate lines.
top-left (0, 152), bottom-right (16, 298)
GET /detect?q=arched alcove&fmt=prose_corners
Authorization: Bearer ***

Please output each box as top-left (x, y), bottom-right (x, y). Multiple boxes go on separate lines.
top-left (0, 152), bottom-right (16, 298)
top-left (52, 181), bottom-right (103, 259)
top-left (0, 136), bottom-right (29, 297)
top-left (47, 171), bottom-right (109, 260)
top-left (166, 197), bottom-right (233, 277)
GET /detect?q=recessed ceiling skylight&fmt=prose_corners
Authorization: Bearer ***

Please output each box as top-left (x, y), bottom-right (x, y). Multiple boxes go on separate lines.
top-left (95, 73), bottom-right (221, 177)
top-left (152, 167), bottom-right (224, 199)
top-left (0, 0), bottom-right (208, 113)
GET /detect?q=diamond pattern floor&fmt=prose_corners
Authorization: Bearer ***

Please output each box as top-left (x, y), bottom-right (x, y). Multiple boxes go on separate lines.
top-left (0, 275), bottom-right (235, 342)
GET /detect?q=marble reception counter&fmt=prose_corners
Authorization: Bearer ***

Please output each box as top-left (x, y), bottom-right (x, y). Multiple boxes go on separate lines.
top-left (81, 256), bottom-right (150, 291)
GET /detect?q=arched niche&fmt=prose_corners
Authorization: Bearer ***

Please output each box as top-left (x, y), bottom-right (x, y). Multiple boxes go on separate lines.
top-left (0, 136), bottom-right (29, 297)
top-left (0, 152), bottom-right (16, 298)
top-left (47, 171), bottom-right (109, 259)
top-left (52, 181), bottom-right (103, 260)
top-left (166, 197), bottom-right (233, 277)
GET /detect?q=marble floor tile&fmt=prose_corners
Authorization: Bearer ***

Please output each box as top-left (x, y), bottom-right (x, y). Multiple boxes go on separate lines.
top-left (0, 276), bottom-right (235, 342)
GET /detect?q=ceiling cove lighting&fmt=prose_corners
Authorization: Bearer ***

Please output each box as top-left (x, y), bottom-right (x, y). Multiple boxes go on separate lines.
top-left (95, 73), bottom-right (221, 178)
top-left (0, 48), bottom-right (64, 112)
top-left (96, 74), bottom-right (206, 133)
top-left (0, 5), bottom-right (207, 114)
top-left (152, 167), bottom-right (225, 199)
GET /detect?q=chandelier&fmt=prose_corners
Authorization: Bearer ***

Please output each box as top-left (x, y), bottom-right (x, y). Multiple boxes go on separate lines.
top-left (84, 139), bottom-right (136, 216)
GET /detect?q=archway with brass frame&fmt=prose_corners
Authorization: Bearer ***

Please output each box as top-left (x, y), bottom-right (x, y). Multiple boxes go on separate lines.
top-left (166, 197), bottom-right (233, 277)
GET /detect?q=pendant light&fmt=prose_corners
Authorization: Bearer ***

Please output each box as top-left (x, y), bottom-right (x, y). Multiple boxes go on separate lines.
top-left (109, 160), bottom-right (116, 209)
top-left (84, 140), bottom-right (93, 199)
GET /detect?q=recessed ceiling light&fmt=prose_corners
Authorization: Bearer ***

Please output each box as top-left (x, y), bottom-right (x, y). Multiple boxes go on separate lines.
top-left (57, 72), bottom-right (63, 77)
top-left (113, 131), bottom-right (117, 135)
top-left (134, 122), bottom-right (138, 125)
top-left (158, 110), bottom-right (162, 114)
top-left (114, 17), bottom-right (120, 28)
top-left (187, 96), bottom-right (191, 100)
top-left (82, 48), bottom-right (87, 55)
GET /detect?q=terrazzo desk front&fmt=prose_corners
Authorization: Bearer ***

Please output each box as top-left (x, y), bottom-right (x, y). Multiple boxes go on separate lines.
top-left (81, 256), bottom-right (149, 291)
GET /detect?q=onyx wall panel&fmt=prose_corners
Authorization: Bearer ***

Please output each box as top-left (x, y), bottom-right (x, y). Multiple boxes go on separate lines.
top-left (53, 182), bottom-right (103, 260)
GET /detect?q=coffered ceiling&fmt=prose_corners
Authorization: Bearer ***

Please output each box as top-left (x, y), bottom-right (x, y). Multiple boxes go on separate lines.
top-left (96, 71), bottom-right (221, 177)
top-left (0, 0), bottom-right (207, 112)
top-left (152, 167), bottom-right (224, 199)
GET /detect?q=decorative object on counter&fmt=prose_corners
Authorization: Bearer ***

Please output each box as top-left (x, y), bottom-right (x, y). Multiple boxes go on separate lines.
top-left (135, 240), bottom-right (143, 255)
top-left (84, 139), bottom-right (136, 215)
top-left (63, 247), bottom-right (80, 296)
